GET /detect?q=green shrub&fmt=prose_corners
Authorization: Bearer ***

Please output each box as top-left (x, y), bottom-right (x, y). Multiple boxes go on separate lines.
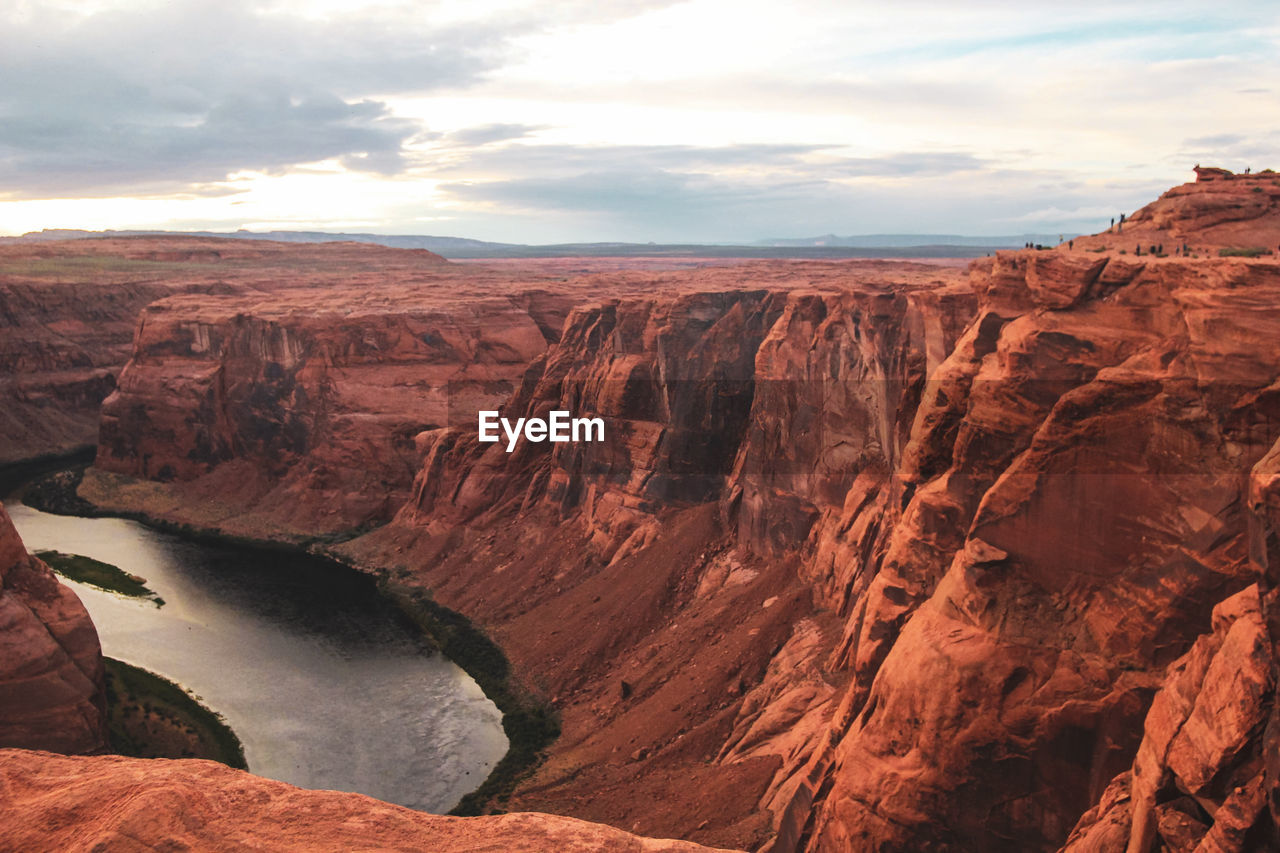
top-left (1219, 247), bottom-right (1270, 257)
top-left (36, 550), bottom-right (164, 606)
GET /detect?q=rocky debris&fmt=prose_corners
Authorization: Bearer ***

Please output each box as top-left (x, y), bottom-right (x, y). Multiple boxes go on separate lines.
top-left (0, 503), bottom-right (106, 754)
top-left (0, 748), bottom-right (740, 853)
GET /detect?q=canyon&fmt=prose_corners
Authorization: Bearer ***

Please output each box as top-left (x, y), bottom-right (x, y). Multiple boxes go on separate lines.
top-left (3, 168), bottom-right (1280, 851)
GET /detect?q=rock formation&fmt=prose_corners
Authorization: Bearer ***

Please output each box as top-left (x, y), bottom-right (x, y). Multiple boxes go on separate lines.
top-left (0, 235), bottom-right (453, 466)
top-left (87, 289), bottom-right (558, 540)
top-left (25, 170), bottom-right (1279, 850)
top-left (0, 503), bottom-right (106, 754)
top-left (0, 749), bottom-right (738, 852)
top-left (1074, 166), bottom-right (1280, 256)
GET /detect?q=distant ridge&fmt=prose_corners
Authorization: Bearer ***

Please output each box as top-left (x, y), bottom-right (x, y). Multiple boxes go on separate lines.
top-left (0, 228), bottom-right (1071, 259)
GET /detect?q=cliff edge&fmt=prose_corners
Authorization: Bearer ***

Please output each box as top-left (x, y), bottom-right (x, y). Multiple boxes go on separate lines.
top-left (0, 502), bottom-right (106, 754)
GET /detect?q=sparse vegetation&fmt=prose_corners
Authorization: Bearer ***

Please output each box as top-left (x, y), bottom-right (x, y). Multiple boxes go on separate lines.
top-left (36, 549), bottom-right (164, 606)
top-left (21, 464), bottom-right (98, 515)
top-left (1219, 247), bottom-right (1271, 257)
top-left (104, 657), bottom-right (246, 769)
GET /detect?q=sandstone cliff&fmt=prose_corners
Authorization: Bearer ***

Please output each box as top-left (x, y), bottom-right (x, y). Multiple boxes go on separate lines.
top-left (0, 235), bottom-right (453, 466)
top-left (1074, 166), bottom-right (1280, 256)
top-left (86, 289), bottom-right (557, 540)
top-left (0, 749), bottom-right (739, 853)
top-left (0, 503), bottom-right (106, 754)
top-left (337, 194), bottom-right (1280, 850)
top-left (785, 248), bottom-right (1280, 852)
top-left (61, 171), bottom-right (1280, 851)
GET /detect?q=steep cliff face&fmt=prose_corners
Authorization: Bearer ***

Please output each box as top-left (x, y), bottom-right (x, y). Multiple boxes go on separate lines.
top-left (0, 749), bottom-right (738, 853)
top-left (65, 176), bottom-right (1280, 853)
top-left (0, 235), bottom-right (452, 466)
top-left (780, 251), bottom-right (1280, 851)
top-left (0, 275), bottom-right (171, 465)
top-left (0, 503), bottom-right (107, 754)
top-left (1063, 584), bottom-right (1279, 853)
top-left (85, 289), bottom-right (556, 540)
top-left (358, 239), bottom-right (1280, 850)
top-left (340, 265), bottom-right (975, 849)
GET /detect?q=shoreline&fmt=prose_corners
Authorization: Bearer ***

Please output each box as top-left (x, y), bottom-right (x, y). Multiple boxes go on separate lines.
top-left (11, 457), bottom-right (558, 816)
top-left (103, 657), bottom-right (247, 770)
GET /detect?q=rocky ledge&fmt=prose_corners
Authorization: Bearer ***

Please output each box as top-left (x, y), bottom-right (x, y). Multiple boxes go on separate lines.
top-left (37, 170), bottom-right (1280, 851)
top-left (0, 749), bottom-right (739, 853)
top-left (0, 503), bottom-right (106, 755)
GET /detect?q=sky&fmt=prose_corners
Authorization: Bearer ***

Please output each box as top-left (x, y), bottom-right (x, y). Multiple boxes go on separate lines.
top-left (1, 0), bottom-right (1277, 243)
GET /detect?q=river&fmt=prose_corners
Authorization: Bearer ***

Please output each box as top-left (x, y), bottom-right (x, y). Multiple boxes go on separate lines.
top-left (5, 496), bottom-right (507, 813)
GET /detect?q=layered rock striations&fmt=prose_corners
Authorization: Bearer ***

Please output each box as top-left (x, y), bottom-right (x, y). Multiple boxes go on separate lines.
top-left (85, 289), bottom-right (557, 540)
top-left (340, 266), bottom-right (977, 849)
top-left (334, 188), bottom-right (1280, 850)
top-left (0, 503), bottom-right (106, 754)
top-left (0, 235), bottom-right (457, 466)
top-left (1075, 166), bottom-right (1280, 256)
top-left (59, 171), bottom-right (1280, 851)
top-left (785, 249), bottom-right (1280, 851)
top-left (0, 749), bottom-right (739, 853)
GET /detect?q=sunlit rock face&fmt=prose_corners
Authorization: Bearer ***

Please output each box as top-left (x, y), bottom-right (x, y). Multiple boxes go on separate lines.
top-left (90, 290), bottom-right (553, 541)
top-left (0, 235), bottom-right (454, 466)
top-left (58, 173), bottom-right (1280, 853)
top-left (786, 242), bottom-right (1280, 850)
top-left (0, 749), bottom-right (741, 853)
top-left (0, 503), bottom-right (106, 755)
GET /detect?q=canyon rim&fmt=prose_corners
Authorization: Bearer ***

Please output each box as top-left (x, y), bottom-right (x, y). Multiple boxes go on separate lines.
top-left (4, 3), bottom-right (1280, 850)
top-left (3, 168), bottom-right (1280, 852)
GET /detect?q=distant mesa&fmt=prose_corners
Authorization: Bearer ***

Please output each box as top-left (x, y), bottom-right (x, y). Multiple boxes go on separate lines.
top-left (1, 227), bottom-right (1065, 260)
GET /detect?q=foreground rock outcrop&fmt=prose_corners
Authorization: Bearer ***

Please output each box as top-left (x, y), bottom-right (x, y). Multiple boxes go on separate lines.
top-left (53, 169), bottom-right (1280, 851)
top-left (0, 749), bottom-right (738, 852)
top-left (0, 503), bottom-right (106, 754)
top-left (1063, 584), bottom-right (1279, 852)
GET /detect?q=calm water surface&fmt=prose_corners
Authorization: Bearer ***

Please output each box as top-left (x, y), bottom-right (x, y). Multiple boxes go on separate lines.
top-left (6, 497), bottom-right (507, 813)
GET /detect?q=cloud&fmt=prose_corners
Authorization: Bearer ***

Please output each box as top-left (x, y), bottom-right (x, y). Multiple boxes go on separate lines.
top-left (2, 0), bottom-right (1276, 238)
top-left (1, 92), bottom-right (419, 198)
top-left (831, 152), bottom-right (990, 177)
top-left (0, 0), bottom-right (611, 198)
top-left (432, 151), bottom-right (1147, 242)
top-left (427, 142), bottom-right (836, 178)
top-left (446, 123), bottom-right (548, 146)
top-left (1175, 131), bottom-right (1280, 171)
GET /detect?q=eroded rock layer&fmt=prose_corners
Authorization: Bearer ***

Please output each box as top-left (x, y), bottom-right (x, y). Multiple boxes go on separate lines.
top-left (0, 235), bottom-right (454, 465)
top-left (0, 749), bottom-right (738, 853)
top-left (0, 503), bottom-right (106, 754)
top-left (63, 171), bottom-right (1280, 852)
top-left (87, 289), bottom-right (557, 540)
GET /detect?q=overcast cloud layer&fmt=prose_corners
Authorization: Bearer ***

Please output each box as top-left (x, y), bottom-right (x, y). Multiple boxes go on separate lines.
top-left (1, 0), bottom-right (1277, 241)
